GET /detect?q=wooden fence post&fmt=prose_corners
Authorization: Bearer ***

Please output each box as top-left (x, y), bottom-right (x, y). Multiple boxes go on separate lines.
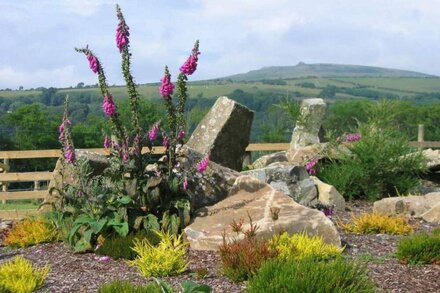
top-left (418, 124), bottom-right (425, 150)
top-left (2, 158), bottom-right (9, 204)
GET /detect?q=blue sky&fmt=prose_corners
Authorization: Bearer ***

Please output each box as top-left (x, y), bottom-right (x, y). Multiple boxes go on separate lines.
top-left (1, 0), bottom-right (440, 89)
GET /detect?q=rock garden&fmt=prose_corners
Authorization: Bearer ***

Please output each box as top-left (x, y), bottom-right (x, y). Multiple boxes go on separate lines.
top-left (0, 5), bottom-right (439, 293)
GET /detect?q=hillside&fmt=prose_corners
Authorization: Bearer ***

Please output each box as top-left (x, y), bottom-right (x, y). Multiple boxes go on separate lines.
top-left (222, 63), bottom-right (436, 81)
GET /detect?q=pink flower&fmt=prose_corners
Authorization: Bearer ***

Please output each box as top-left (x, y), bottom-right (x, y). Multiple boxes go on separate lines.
top-left (95, 256), bottom-right (110, 262)
top-left (197, 154), bottom-right (210, 173)
top-left (148, 123), bottom-right (160, 141)
top-left (305, 159), bottom-right (318, 175)
top-left (159, 67), bottom-right (174, 97)
top-left (103, 95), bottom-right (117, 117)
top-left (103, 135), bottom-right (110, 149)
top-left (180, 42), bottom-right (200, 75)
top-left (86, 53), bottom-right (99, 74)
top-left (64, 145), bottom-right (75, 164)
top-left (116, 22), bottom-right (129, 52)
top-left (162, 135), bottom-right (169, 148)
top-left (178, 130), bottom-right (185, 141)
top-left (183, 177), bottom-right (189, 191)
top-left (345, 133), bottom-right (362, 142)
top-left (121, 144), bottom-right (129, 162)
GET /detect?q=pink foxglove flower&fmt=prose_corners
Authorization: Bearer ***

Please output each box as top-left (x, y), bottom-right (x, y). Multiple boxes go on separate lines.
top-left (86, 53), bottom-right (99, 74)
top-left (305, 159), bottom-right (318, 175)
top-left (148, 123), bottom-right (160, 141)
top-left (159, 67), bottom-right (174, 97)
top-left (64, 145), bottom-right (75, 164)
top-left (103, 135), bottom-right (110, 149)
top-left (178, 130), bottom-right (185, 141)
top-left (197, 154), bottom-right (210, 173)
top-left (103, 95), bottom-right (117, 117)
top-left (162, 135), bottom-right (169, 148)
top-left (180, 41), bottom-right (200, 75)
top-left (183, 177), bottom-right (189, 191)
top-left (115, 5), bottom-right (130, 52)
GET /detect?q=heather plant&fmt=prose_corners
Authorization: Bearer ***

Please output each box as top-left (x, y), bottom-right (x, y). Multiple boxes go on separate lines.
top-left (128, 230), bottom-right (189, 277)
top-left (218, 216), bottom-right (278, 282)
top-left (0, 256), bottom-right (50, 293)
top-left (97, 280), bottom-right (161, 293)
top-left (339, 212), bottom-right (414, 235)
top-left (247, 258), bottom-right (376, 293)
top-left (54, 4), bottom-right (206, 252)
top-left (4, 216), bottom-right (59, 248)
top-left (316, 100), bottom-right (426, 200)
top-left (396, 228), bottom-right (440, 265)
top-left (268, 232), bottom-right (343, 261)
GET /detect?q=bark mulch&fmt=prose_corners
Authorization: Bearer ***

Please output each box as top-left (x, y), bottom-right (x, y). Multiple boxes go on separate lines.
top-left (0, 200), bottom-right (439, 292)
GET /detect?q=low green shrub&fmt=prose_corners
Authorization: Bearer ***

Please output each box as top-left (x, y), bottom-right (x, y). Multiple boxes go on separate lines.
top-left (317, 100), bottom-right (426, 200)
top-left (268, 232), bottom-right (343, 261)
top-left (396, 228), bottom-right (440, 265)
top-left (247, 258), bottom-right (376, 293)
top-left (339, 212), bottom-right (413, 235)
top-left (0, 256), bottom-right (50, 293)
top-left (97, 280), bottom-right (161, 293)
top-left (96, 231), bottom-right (160, 260)
top-left (128, 230), bottom-right (188, 277)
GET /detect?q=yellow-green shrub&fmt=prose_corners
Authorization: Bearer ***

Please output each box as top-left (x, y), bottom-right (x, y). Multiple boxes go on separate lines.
top-left (0, 256), bottom-right (50, 293)
top-left (340, 212), bottom-right (413, 235)
top-left (4, 217), bottom-right (59, 248)
top-left (128, 230), bottom-right (188, 277)
top-left (269, 232), bottom-right (343, 261)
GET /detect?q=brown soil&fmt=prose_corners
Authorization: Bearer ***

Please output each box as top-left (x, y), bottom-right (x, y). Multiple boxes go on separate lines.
top-left (0, 200), bottom-right (439, 292)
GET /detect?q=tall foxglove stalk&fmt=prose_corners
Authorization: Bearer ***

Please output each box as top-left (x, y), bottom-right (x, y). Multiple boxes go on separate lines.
top-left (75, 46), bottom-right (125, 147)
top-left (59, 96), bottom-right (76, 164)
top-left (116, 4), bottom-right (142, 172)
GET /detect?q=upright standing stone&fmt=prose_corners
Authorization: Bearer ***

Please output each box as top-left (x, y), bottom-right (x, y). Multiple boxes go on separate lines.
top-left (187, 96), bottom-right (254, 171)
top-left (289, 98), bottom-right (326, 150)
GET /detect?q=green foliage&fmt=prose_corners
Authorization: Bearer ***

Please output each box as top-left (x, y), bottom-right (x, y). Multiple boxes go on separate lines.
top-left (268, 232), bottom-right (343, 261)
top-left (4, 216), bottom-right (59, 248)
top-left (247, 258), bottom-right (376, 293)
top-left (97, 280), bottom-right (161, 293)
top-left (317, 100), bottom-right (426, 200)
top-left (96, 231), bottom-right (160, 260)
top-left (0, 256), bottom-right (50, 293)
top-left (128, 230), bottom-right (189, 277)
top-left (339, 212), bottom-right (414, 235)
top-left (396, 228), bottom-right (440, 265)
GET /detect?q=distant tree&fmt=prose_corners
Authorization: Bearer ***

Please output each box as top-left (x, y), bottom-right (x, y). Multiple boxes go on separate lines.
top-left (318, 85), bottom-right (337, 99)
top-left (76, 82), bottom-right (85, 88)
top-left (18, 86), bottom-right (24, 91)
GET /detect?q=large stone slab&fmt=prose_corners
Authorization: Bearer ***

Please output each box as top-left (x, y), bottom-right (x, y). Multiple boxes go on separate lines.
top-left (178, 146), bottom-right (241, 210)
top-left (186, 96), bottom-right (254, 171)
top-left (373, 192), bottom-right (440, 218)
top-left (250, 151), bottom-right (288, 169)
top-left (423, 148), bottom-right (440, 172)
top-left (289, 98), bottom-right (326, 150)
top-left (242, 162), bottom-right (318, 206)
top-left (184, 176), bottom-right (341, 250)
top-left (310, 176), bottom-right (346, 211)
top-left (421, 202), bottom-right (440, 223)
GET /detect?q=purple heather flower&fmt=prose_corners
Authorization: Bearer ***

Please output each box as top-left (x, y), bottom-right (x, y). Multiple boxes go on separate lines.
top-left (305, 159), bottom-right (318, 175)
top-left (159, 67), bottom-right (174, 97)
top-left (103, 135), bottom-right (110, 149)
top-left (178, 130), bottom-right (186, 141)
top-left (345, 133), bottom-right (362, 142)
top-left (95, 256), bottom-right (110, 262)
top-left (149, 123), bottom-right (160, 141)
top-left (197, 154), bottom-right (210, 173)
top-left (180, 43), bottom-right (200, 75)
top-left (322, 207), bottom-right (333, 217)
top-left (103, 95), bottom-right (117, 117)
top-left (86, 53), bottom-right (99, 74)
top-left (183, 177), bottom-right (189, 191)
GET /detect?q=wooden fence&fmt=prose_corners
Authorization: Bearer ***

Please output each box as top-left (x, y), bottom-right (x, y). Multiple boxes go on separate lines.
top-left (1, 135), bottom-right (439, 220)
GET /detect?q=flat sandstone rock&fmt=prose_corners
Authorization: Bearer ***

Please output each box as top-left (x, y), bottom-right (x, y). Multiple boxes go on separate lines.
top-left (184, 176), bottom-right (341, 250)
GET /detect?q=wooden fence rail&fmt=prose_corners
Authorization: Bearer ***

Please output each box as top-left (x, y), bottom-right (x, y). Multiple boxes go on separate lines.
top-left (0, 139), bottom-right (439, 220)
